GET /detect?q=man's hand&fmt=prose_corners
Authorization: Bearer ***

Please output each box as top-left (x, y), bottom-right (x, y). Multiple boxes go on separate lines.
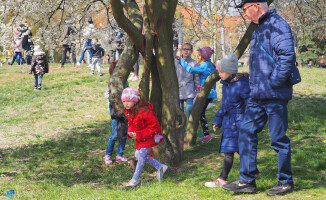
top-left (176, 56), bottom-right (181, 60)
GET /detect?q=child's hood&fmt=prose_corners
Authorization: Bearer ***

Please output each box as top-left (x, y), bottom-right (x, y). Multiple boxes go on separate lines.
top-left (34, 51), bottom-right (46, 56)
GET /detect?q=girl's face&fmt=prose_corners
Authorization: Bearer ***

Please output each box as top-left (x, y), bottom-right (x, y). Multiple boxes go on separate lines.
top-left (197, 52), bottom-right (204, 62)
top-left (123, 101), bottom-right (136, 110)
top-left (218, 70), bottom-right (233, 81)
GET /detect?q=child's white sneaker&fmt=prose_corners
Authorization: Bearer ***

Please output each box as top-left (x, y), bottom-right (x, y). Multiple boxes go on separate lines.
top-left (126, 179), bottom-right (139, 187)
top-left (77, 62), bottom-right (81, 66)
top-left (157, 164), bottom-right (168, 181)
top-left (132, 76), bottom-right (139, 81)
top-left (205, 178), bottom-right (227, 188)
top-left (128, 73), bottom-right (135, 80)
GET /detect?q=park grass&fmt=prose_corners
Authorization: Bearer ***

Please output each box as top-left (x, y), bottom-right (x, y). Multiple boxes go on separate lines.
top-left (0, 64), bottom-right (325, 199)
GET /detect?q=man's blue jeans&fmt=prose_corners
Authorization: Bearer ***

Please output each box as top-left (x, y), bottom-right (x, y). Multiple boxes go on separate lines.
top-left (78, 39), bottom-right (93, 64)
top-left (105, 119), bottom-right (126, 156)
top-left (179, 98), bottom-right (194, 121)
top-left (239, 98), bottom-right (293, 184)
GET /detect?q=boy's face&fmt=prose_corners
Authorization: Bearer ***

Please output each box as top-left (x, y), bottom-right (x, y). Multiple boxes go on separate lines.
top-left (218, 70), bottom-right (233, 81)
top-left (182, 45), bottom-right (193, 59)
top-left (123, 101), bottom-right (136, 110)
top-left (92, 39), bottom-right (97, 43)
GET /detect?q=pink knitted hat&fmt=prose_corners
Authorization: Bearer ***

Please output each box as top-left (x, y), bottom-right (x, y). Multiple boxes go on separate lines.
top-left (198, 46), bottom-right (214, 60)
top-left (121, 87), bottom-right (139, 102)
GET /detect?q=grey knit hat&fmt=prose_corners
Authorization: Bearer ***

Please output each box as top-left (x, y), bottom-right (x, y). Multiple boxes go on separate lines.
top-left (216, 53), bottom-right (238, 74)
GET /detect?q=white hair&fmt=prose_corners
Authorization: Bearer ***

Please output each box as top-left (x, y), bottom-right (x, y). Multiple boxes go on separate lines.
top-left (257, 2), bottom-right (268, 10)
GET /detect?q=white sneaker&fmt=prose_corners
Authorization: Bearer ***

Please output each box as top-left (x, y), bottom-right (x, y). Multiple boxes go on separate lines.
top-left (132, 76), bottom-right (140, 81)
top-left (157, 164), bottom-right (168, 181)
top-left (86, 64), bottom-right (92, 68)
top-left (126, 179), bottom-right (139, 187)
top-left (77, 62), bottom-right (81, 66)
top-left (205, 178), bottom-right (227, 188)
top-left (128, 73), bottom-right (135, 80)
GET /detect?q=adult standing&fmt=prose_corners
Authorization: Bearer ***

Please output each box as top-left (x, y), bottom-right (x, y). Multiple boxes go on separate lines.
top-left (17, 20), bottom-right (33, 64)
top-left (77, 16), bottom-right (95, 67)
top-left (59, 16), bottom-right (77, 68)
top-left (222, 0), bottom-right (295, 196)
top-left (108, 23), bottom-right (125, 64)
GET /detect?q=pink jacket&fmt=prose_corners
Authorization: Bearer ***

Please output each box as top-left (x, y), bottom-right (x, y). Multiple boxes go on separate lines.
top-left (12, 39), bottom-right (23, 53)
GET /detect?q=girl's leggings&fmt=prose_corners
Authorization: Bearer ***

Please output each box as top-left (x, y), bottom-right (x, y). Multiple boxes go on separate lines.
top-left (132, 148), bottom-right (163, 181)
top-left (219, 153), bottom-right (234, 181)
top-left (200, 98), bottom-right (213, 136)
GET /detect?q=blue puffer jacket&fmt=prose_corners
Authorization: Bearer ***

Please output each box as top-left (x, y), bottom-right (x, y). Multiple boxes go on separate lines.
top-left (179, 59), bottom-right (217, 99)
top-left (250, 9), bottom-right (295, 100)
top-left (212, 74), bottom-right (250, 153)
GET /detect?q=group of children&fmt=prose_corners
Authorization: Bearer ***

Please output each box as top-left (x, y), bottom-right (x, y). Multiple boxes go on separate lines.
top-left (104, 42), bottom-right (251, 188)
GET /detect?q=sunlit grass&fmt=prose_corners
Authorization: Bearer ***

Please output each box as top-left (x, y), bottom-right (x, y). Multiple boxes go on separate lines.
top-left (0, 64), bottom-right (325, 199)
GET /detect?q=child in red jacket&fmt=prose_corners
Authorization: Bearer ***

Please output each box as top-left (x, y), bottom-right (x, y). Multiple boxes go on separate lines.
top-left (122, 87), bottom-right (167, 187)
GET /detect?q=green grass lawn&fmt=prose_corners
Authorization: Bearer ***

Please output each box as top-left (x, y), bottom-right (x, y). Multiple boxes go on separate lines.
top-left (0, 64), bottom-right (325, 199)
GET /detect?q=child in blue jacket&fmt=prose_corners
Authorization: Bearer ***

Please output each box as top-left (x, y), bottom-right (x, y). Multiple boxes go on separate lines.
top-left (178, 46), bottom-right (217, 143)
top-left (205, 53), bottom-right (254, 187)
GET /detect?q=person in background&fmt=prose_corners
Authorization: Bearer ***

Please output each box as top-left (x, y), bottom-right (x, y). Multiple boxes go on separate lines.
top-left (177, 46), bottom-right (217, 143)
top-left (318, 59), bottom-right (326, 68)
top-left (307, 60), bottom-right (312, 69)
top-left (59, 16), bottom-right (77, 68)
top-left (9, 31), bottom-right (25, 65)
top-left (108, 22), bottom-right (125, 64)
top-left (77, 16), bottom-right (95, 67)
top-left (84, 38), bottom-right (105, 76)
top-left (175, 43), bottom-right (199, 121)
top-left (29, 45), bottom-right (49, 90)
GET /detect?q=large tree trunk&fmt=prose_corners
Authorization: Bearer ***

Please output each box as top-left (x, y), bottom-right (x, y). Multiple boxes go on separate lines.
top-left (110, 0), bottom-right (185, 165)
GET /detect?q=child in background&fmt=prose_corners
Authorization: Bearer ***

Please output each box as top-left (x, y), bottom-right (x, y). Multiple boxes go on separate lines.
top-left (84, 38), bottom-right (104, 76)
top-left (9, 31), bottom-right (26, 65)
top-left (175, 43), bottom-right (199, 121)
top-left (122, 87), bottom-right (167, 187)
top-left (104, 61), bottom-right (128, 164)
top-left (29, 45), bottom-right (49, 90)
top-left (177, 46), bottom-right (217, 143)
top-left (204, 53), bottom-right (252, 187)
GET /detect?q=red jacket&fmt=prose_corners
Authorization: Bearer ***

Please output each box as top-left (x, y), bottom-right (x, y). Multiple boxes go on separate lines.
top-left (125, 102), bottom-right (163, 150)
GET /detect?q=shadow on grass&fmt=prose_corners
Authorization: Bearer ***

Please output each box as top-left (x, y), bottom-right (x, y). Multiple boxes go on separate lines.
top-left (0, 95), bottom-right (325, 194)
top-left (0, 121), bottom-right (135, 189)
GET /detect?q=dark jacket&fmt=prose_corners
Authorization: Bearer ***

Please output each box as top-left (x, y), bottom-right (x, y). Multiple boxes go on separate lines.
top-left (250, 9), bottom-right (295, 100)
top-left (125, 102), bottom-right (163, 150)
top-left (85, 43), bottom-right (105, 58)
top-left (110, 105), bottom-right (128, 141)
top-left (30, 52), bottom-right (49, 75)
top-left (61, 23), bottom-right (77, 46)
top-left (212, 73), bottom-right (250, 153)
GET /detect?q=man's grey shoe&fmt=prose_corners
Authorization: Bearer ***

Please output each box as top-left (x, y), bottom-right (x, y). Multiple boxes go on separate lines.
top-left (267, 182), bottom-right (294, 196)
top-left (222, 179), bottom-right (257, 193)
